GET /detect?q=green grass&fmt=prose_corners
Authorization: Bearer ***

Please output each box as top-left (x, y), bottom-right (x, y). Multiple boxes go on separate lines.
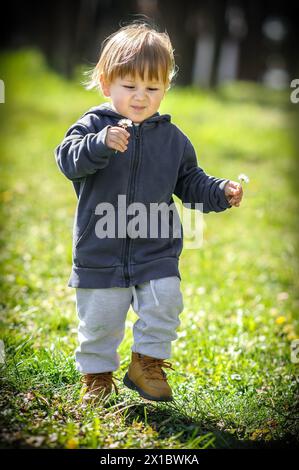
top-left (0, 49), bottom-right (298, 449)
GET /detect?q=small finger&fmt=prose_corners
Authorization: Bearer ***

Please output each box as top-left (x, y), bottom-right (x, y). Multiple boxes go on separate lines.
top-left (120, 143), bottom-right (128, 152)
top-left (229, 198), bottom-right (238, 205)
top-left (110, 129), bottom-right (129, 146)
top-left (121, 138), bottom-right (129, 147)
top-left (118, 128), bottom-right (131, 140)
top-left (227, 188), bottom-right (237, 197)
top-left (111, 138), bottom-right (127, 152)
top-left (120, 132), bottom-right (129, 144)
top-left (114, 135), bottom-right (128, 147)
top-left (113, 142), bottom-right (123, 152)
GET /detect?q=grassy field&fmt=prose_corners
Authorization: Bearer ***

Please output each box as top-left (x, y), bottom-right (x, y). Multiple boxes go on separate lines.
top-left (0, 49), bottom-right (298, 449)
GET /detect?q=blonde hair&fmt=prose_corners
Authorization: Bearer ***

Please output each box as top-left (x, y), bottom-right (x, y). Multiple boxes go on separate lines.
top-left (84, 22), bottom-right (177, 92)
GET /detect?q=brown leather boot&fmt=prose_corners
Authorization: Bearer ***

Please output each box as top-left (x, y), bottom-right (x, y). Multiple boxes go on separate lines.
top-left (123, 352), bottom-right (174, 402)
top-left (80, 372), bottom-right (119, 404)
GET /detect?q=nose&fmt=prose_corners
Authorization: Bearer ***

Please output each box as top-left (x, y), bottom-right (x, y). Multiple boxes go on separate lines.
top-left (134, 88), bottom-right (146, 100)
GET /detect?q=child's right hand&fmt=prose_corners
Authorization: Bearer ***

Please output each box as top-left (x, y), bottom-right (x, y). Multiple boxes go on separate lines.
top-left (105, 126), bottom-right (130, 153)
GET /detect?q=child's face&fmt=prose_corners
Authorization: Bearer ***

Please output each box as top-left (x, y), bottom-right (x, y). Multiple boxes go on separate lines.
top-left (100, 70), bottom-right (167, 123)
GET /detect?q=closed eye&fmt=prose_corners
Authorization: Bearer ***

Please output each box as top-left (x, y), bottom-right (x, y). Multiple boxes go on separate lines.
top-left (123, 86), bottom-right (159, 91)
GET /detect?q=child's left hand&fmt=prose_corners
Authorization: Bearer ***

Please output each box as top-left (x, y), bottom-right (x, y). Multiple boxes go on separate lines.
top-left (224, 180), bottom-right (243, 207)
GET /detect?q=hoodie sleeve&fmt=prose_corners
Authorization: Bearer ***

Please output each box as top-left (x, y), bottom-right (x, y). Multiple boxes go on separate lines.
top-left (174, 138), bottom-right (232, 213)
top-left (54, 122), bottom-right (115, 181)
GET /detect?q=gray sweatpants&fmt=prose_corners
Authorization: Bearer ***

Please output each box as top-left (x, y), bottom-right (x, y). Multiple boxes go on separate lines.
top-left (75, 276), bottom-right (184, 373)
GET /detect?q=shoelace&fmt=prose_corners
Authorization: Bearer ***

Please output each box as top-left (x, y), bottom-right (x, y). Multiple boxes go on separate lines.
top-left (80, 372), bottom-right (120, 395)
top-left (139, 357), bottom-right (175, 381)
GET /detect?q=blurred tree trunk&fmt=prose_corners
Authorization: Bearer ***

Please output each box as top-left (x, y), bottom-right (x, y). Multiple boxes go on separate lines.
top-left (209, 0), bottom-right (227, 88)
top-left (39, 0), bottom-right (79, 78)
top-left (238, 0), bottom-right (265, 82)
top-left (157, 0), bottom-right (198, 86)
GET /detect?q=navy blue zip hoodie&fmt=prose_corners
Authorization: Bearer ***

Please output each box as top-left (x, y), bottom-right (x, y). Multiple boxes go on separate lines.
top-left (54, 102), bottom-right (231, 288)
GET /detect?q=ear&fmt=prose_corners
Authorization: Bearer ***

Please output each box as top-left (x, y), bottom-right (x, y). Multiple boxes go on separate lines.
top-left (99, 73), bottom-right (111, 97)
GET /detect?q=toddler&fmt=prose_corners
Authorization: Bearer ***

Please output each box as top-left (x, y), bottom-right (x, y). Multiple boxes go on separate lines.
top-left (55, 22), bottom-right (243, 404)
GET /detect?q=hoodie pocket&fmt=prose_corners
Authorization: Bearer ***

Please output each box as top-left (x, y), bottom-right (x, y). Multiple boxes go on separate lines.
top-left (74, 209), bottom-right (122, 268)
top-left (75, 210), bottom-right (95, 248)
top-left (131, 209), bottom-right (182, 263)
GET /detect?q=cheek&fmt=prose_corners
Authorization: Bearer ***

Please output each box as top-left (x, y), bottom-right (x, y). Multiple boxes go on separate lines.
top-left (153, 94), bottom-right (163, 105)
top-left (113, 92), bottom-right (128, 106)
top-left (120, 92), bottom-right (131, 103)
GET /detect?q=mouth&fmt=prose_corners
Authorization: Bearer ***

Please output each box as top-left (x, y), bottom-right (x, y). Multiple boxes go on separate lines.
top-left (131, 106), bottom-right (146, 112)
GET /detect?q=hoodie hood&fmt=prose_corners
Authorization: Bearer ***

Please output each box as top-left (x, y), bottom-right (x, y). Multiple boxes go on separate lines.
top-left (81, 102), bottom-right (171, 126)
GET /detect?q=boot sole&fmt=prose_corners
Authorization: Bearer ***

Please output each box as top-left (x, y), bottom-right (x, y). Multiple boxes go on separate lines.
top-left (123, 373), bottom-right (173, 402)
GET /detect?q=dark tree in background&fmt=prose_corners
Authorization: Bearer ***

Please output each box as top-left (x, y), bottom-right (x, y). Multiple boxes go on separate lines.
top-left (1, 0), bottom-right (298, 88)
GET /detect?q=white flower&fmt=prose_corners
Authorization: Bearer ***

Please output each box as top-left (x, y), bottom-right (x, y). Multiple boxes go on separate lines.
top-left (231, 374), bottom-right (242, 381)
top-left (238, 173), bottom-right (250, 184)
top-left (117, 118), bottom-right (133, 129)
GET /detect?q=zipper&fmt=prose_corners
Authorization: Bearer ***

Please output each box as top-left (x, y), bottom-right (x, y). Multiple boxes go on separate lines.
top-left (123, 125), bottom-right (141, 287)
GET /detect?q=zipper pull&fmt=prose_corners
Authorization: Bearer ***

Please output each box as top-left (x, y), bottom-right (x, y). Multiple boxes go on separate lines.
top-left (134, 125), bottom-right (140, 139)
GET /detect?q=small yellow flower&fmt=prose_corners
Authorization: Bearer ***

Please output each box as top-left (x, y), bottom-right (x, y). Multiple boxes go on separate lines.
top-left (275, 316), bottom-right (286, 325)
top-left (65, 438), bottom-right (79, 449)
